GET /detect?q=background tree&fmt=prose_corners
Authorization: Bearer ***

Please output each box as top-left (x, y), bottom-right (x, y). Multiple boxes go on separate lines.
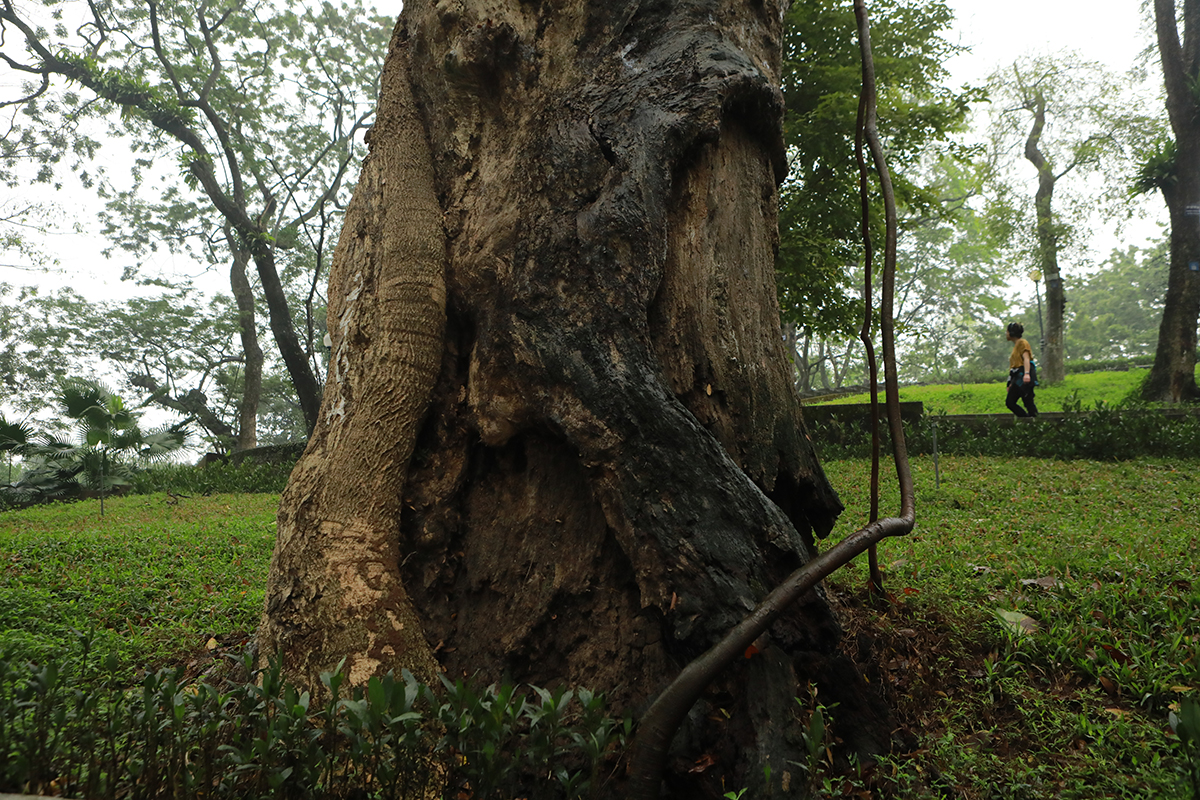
top-left (66, 287), bottom-right (245, 447)
top-left (0, 283), bottom-right (77, 422)
top-left (985, 53), bottom-right (1148, 384)
top-left (776, 0), bottom-right (977, 343)
top-left (0, 414), bottom-right (32, 483)
top-left (889, 188), bottom-right (1008, 383)
top-left (0, 0), bottom-right (391, 435)
top-left (1139, 0), bottom-right (1200, 402)
top-left (0, 199), bottom-right (59, 274)
top-left (1, 281), bottom-right (313, 451)
top-left (23, 378), bottom-right (187, 514)
top-left (1064, 241), bottom-right (1168, 362)
top-left (254, 0), bottom-right (907, 793)
top-left (777, 0), bottom-right (984, 396)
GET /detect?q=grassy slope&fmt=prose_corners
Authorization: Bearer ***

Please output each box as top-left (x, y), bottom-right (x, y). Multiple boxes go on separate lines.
top-left (0, 493), bottom-right (277, 668)
top-left (821, 456), bottom-right (1198, 798)
top-left (812, 366), bottom-right (1200, 415)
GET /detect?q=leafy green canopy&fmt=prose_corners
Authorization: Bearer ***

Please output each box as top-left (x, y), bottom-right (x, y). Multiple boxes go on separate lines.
top-left (777, 0), bottom-right (980, 338)
top-left (2, 0), bottom-right (394, 434)
top-left (888, 176), bottom-right (1010, 382)
top-left (1060, 242), bottom-right (1166, 362)
top-left (2, 0), bottom-right (388, 214)
top-left (0, 282), bottom-right (79, 421)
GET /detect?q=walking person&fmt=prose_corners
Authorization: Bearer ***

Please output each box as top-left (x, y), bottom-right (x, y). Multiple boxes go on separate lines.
top-left (1005, 322), bottom-right (1038, 417)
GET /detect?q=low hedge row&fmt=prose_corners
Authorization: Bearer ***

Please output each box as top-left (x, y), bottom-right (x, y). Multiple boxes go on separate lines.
top-left (811, 402), bottom-right (1200, 461)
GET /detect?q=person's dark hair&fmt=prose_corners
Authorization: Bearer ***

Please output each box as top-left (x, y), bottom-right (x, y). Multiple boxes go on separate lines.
top-left (1007, 322), bottom-right (1024, 338)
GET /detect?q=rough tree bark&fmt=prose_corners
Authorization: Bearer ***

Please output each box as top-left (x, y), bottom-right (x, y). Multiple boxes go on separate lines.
top-left (228, 236), bottom-right (263, 452)
top-left (262, 1), bottom-right (893, 794)
top-left (1023, 92), bottom-right (1067, 383)
top-left (1145, 0), bottom-right (1200, 403)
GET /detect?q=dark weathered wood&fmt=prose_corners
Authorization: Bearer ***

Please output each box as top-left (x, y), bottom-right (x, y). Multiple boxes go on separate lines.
top-left (625, 2), bottom-right (917, 793)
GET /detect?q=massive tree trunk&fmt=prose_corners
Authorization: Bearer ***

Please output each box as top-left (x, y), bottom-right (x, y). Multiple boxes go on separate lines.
top-left (1146, 0), bottom-right (1200, 403)
top-left (262, 1), bottom-right (884, 793)
top-left (1024, 92), bottom-right (1066, 383)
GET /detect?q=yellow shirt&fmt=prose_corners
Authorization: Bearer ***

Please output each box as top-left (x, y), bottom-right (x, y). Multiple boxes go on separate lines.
top-left (1009, 338), bottom-right (1033, 370)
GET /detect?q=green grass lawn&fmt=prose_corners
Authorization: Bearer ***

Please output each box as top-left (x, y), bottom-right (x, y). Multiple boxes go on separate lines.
top-left (1, 464), bottom-right (1196, 798)
top-left (822, 455), bottom-right (1199, 798)
top-left (0, 493), bottom-right (278, 669)
top-left (813, 365), bottom-right (1200, 415)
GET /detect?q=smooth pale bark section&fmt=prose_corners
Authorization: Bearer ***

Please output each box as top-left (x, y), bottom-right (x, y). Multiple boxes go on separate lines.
top-left (258, 28), bottom-right (446, 689)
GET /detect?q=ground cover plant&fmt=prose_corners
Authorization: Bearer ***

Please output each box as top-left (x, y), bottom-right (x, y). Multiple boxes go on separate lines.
top-left (819, 456), bottom-right (1199, 799)
top-left (1, 457), bottom-right (1197, 798)
top-left (0, 493), bottom-right (277, 669)
top-left (0, 644), bottom-right (628, 800)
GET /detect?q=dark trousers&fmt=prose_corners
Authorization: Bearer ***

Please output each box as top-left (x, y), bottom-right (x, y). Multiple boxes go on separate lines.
top-left (1006, 381), bottom-right (1038, 417)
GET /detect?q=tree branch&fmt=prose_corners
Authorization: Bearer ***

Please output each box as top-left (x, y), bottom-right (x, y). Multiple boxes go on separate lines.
top-left (193, 4), bottom-right (247, 210)
top-left (147, 1), bottom-right (185, 99)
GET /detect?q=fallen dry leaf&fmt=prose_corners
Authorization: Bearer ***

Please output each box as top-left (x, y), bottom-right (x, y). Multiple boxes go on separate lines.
top-left (993, 609), bottom-right (1038, 636)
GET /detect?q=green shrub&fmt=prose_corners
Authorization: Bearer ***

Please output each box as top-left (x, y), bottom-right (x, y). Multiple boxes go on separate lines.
top-left (130, 460), bottom-right (294, 495)
top-left (0, 638), bottom-right (628, 800)
top-left (812, 400), bottom-right (1200, 462)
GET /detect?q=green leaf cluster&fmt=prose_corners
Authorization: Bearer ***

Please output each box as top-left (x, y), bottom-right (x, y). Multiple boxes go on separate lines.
top-left (3, 379), bottom-right (188, 510)
top-left (0, 639), bottom-right (628, 800)
top-left (777, 0), bottom-right (979, 338)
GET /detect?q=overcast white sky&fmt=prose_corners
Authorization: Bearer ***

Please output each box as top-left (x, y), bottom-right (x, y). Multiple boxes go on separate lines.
top-left (1, 0), bottom-right (1170, 298)
top-left (944, 0), bottom-right (1156, 87)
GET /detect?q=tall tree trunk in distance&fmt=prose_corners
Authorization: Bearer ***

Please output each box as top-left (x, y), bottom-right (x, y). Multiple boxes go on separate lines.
top-left (263, 1), bottom-right (892, 793)
top-left (1024, 92), bottom-right (1067, 383)
top-left (1146, 0), bottom-right (1200, 403)
top-left (249, 242), bottom-right (325, 433)
top-left (228, 234), bottom-right (262, 452)
top-left (784, 321), bottom-right (813, 393)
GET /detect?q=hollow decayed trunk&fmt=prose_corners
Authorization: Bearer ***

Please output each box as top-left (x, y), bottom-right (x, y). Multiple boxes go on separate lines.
top-left (263, 0), bottom-right (885, 794)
